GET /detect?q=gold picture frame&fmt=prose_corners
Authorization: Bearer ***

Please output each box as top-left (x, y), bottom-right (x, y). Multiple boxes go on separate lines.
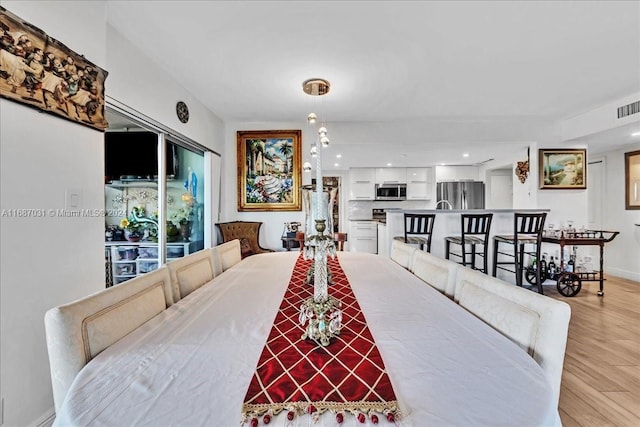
top-left (625, 149), bottom-right (640, 210)
top-left (237, 130), bottom-right (302, 211)
top-left (539, 149), bottom-right (587, 189)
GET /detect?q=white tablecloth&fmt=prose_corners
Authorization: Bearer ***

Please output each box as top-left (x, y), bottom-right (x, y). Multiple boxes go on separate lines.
top-left (55, 252), bottom-right (558, 426)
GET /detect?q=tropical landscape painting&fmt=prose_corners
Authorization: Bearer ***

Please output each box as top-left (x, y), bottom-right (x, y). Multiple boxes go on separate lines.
top-left (237, 130), bottom-right (302, 211)
top-left (539, 149), bottom-right (587, 189)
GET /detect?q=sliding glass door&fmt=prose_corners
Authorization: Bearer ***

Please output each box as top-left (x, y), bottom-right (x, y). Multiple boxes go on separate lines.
top-left (104, 107), bottom-right (212, 287)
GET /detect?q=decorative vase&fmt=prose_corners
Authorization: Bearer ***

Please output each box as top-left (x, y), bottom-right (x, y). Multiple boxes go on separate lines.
top-left (179, 221), bottom-right (192, 242)
top-left (167, 222), bottom-right (180, 242)
top-left (125, 229), bottom-right (142, 242)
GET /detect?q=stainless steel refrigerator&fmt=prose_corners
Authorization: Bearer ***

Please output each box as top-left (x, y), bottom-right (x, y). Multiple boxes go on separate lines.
top-left (436, 181), bottom-right (485, 210)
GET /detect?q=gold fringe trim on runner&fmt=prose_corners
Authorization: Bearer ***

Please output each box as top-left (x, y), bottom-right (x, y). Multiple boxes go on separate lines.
top-left (241, 400), bottom-right (400, 424)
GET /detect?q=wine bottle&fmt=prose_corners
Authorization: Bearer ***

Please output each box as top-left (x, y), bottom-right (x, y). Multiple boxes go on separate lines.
top-left (567, 255), bottom-right (575, 273)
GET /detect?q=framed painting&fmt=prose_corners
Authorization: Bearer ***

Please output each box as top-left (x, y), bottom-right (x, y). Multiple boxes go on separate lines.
top-left (539, 148), bottom-right (587, 189)
top-left (0, 7), bottom-right (108, 131)
top-left (625, 149), bottom-right (640, 210)
top-left (237, 130), bottom-right (302, 211)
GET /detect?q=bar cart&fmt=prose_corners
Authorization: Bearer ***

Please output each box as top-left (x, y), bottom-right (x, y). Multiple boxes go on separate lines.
top-left (527, 230), bottom-right (619, 297)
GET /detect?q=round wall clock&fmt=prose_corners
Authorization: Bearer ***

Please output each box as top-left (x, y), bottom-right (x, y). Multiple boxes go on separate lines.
top-left (176, 101), bottom-right (189, 123)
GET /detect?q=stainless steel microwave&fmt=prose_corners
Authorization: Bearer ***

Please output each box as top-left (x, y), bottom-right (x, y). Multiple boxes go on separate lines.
top-left (375, 184), bottom-right (406, 201)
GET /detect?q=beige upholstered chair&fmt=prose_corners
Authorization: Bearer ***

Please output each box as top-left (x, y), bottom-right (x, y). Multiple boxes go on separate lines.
top-left (44, 267), bottom-right (174, 412)
top-left (215, 221), bottom-right (274, 258)
top-left (166, 248), bottom-right (216, 301)
top-left (210, 239), bottom-right (242, 275)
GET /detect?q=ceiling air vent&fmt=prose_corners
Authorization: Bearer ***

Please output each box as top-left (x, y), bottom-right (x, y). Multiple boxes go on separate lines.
top-left (617, 100), bottom-right (640, 119)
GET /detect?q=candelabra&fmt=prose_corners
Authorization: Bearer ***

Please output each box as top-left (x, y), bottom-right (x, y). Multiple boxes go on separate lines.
top-left (298, 78), bottom-right (342, 347)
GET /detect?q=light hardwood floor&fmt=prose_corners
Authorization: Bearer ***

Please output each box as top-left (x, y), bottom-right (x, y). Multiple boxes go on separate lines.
top-left (544, 276), bottom-right (640, 426)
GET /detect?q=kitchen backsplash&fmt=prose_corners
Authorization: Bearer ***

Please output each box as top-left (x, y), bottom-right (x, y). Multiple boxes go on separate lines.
top-left (348, 199), bottom-right (432, 220)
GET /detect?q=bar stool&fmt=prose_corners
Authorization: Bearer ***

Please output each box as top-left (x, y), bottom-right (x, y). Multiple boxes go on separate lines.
top-left (444, 213), bottom-right (493, 273)
top-left (393, 213), bottom-right (436, 252)
top-left (334, 232), bottom-right (348, 251)
top-left (492, 212), bottom-right (547, 293)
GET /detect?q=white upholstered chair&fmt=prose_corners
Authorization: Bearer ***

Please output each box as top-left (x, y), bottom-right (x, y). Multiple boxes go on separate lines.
top-left (390, 240), bottom-right (417, 271)
top-left (453, 266), bottom-right (571, 408)
top-left (411, 249), bottom-right (458, 298)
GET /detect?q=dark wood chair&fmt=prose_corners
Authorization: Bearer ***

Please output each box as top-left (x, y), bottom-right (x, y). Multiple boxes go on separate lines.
top-left (215, 221), bottom-right (275, 259)
top-left (444, 213), bottom-right (493, 273)
top-left (334, 232), bottom-right (348, 251)
top-left (492, 212), bottom-right (547, 293)
top-left (393, 213), bottom-right (436, 252)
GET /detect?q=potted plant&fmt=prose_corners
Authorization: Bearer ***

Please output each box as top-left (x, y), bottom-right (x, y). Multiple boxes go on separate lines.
top-left (170, 206), bottom-right (194, 241)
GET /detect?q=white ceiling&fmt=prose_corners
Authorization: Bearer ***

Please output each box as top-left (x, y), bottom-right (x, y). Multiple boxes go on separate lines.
top-left (105, 1), bottom-right (640, 167)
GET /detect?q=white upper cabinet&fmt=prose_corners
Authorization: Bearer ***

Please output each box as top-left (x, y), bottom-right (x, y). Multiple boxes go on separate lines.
top-left (375, 168), bottom-right (406, 184)
top-left (406, 167), bottom-right (434, 200)
top-left (349, 168), bottom-right (376, 200)
top-left (435, 165), bottom-right (480, 182)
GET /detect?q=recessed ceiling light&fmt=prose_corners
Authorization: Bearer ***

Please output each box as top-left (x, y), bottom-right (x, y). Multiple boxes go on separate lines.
top-left (440, 163), bottom-right (446, 166)
top-left (336, 154), bottom-right (342, 158)
top-left (387, 163), bottom-right (392, 166)
top-left (632, 131), bottom-right (640, 137)
top-left (334, 163), bottom-right (339, 167)
top-left (462, 153), bottom-right (470, 158)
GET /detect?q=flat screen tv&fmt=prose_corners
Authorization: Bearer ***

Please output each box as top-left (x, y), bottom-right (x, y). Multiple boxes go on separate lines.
top-left (105, 131), bottom-right (178, 182)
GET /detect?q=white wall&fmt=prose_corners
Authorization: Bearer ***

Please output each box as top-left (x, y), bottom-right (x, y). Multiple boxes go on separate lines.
top-left (599, 145), bottom-right (640, 281)
top-left (0, 2), bottom-right (225, 425)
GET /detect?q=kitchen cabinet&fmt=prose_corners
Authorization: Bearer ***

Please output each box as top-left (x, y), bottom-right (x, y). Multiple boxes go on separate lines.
top-left (435, 165), bottom-right (479, 182)
top-left (375, 168), bottom-right (406, 185)
top-left (406, 167), bottom-right (434, 200)
top-left (349, 168), bottom-right (375, 200)
top-left (377, 222), bottom-right (388, 256)
top-left (349, 221), bottom-right (378, 253)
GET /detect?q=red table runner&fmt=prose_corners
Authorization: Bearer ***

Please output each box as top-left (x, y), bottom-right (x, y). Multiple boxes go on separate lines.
top-left (242, 254), bottom-right (398, 425)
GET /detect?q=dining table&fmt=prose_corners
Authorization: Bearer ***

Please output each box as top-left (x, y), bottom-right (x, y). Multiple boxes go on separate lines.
top-left (54, 251), bottom-right (559, 426)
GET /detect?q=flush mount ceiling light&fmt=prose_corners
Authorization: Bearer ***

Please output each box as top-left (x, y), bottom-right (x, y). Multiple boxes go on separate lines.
top-left (302, 78), bottom-right (331, 96)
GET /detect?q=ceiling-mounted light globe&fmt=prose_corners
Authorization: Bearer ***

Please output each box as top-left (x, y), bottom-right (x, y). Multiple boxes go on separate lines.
top-left (318, 126), bottom-right (327, 136)
top-left (307, 113), bottom-right (317, 124)
top-left (310, 145), bottom-right (317, 157)
top-left (320, 136), bottom-right (330, 147)
top-left (303, 162), bottom-right (312, 172)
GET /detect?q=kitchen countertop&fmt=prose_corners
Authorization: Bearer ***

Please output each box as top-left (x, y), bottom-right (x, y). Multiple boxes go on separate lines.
top-left (387, 208), bottom-right (551, 214)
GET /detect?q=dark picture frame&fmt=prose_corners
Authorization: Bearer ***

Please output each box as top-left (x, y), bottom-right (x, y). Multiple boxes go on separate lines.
top-left (237, 130), bottom-right (302, 212)
top-left (625, 149), bottom-right (640, 210)
top-left (0, 7), bottom-right (108, 131)
top-left (539, 148), bottom-right (587, 189)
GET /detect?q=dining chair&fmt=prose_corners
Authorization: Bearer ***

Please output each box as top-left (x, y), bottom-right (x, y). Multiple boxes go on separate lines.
top-left (492, 212), bottom-right (547, 293)
top-left (334, 232), bottom-right (348, 251)
top-left (393, 213), bottom-right (436, 252)
top-left (444, 213), bottom-right (493, 273)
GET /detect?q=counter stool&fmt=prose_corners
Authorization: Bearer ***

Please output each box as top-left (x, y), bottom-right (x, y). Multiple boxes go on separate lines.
top-left (393, 213), bottom-right (436, 252)
top-left (492, 212), bottom-right (547, 293)
top-left (334, 232), bottom-right (348, 251)
top-left (444, 213), bottom-right (493, 273)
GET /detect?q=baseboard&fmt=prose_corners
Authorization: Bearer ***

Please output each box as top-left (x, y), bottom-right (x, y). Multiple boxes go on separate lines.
top-left (606, 267), bottom-right (640, 283)
top-left (32, 408), bottom-right (55, 427)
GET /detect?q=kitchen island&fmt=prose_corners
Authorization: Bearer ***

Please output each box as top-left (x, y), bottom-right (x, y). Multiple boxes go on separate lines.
top-left (385, 209), bottom-right (550, 284)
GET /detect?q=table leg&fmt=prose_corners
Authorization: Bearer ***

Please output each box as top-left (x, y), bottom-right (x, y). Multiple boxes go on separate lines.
top-left (597, 243), bottom-right (604, 296)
